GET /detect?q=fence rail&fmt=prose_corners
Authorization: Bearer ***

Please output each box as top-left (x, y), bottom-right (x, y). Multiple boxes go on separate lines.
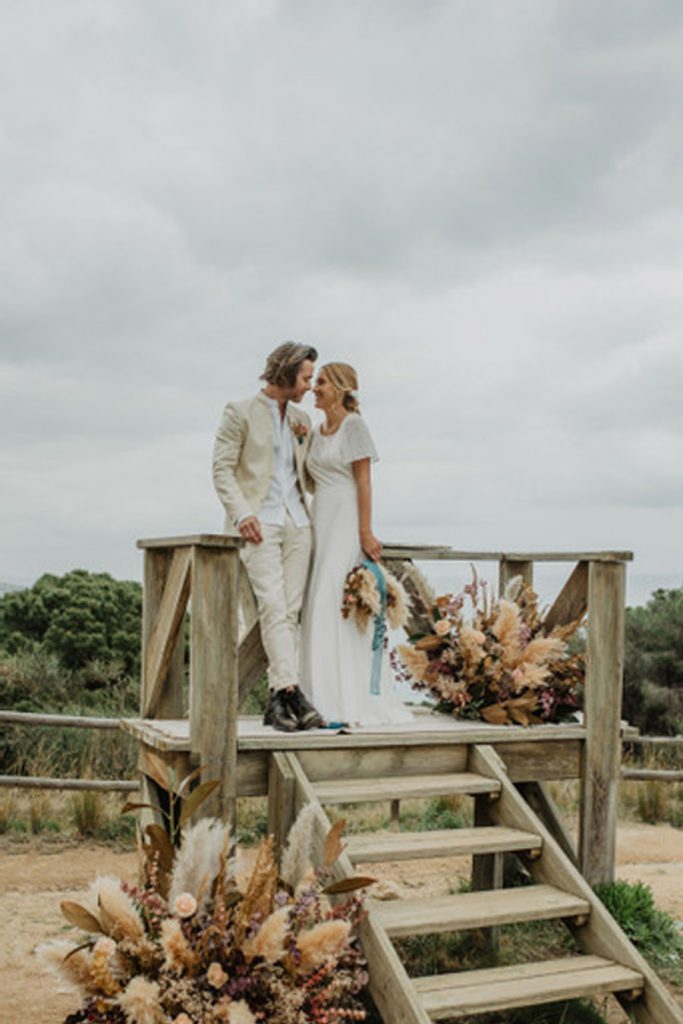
top-left (0, 708), bottom-right (137, 792)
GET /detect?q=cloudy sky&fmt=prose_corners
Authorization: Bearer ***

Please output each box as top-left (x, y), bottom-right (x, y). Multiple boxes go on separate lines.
top-left (1, 0), bottom-right (682, 606)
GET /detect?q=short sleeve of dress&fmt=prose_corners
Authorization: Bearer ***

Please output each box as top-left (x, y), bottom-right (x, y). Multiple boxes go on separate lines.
top-left (340, 414), bottom-right (379, 465)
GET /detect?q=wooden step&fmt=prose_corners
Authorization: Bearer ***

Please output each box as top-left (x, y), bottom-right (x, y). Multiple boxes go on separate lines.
top-left (372, 884), bottom-right (590, 938)
top-left (346, 825), bottom-right (542, 864)
top-left (413, 955), bottom-right (644, 1019)
top-left (312, 772), bottom-right (501, 805)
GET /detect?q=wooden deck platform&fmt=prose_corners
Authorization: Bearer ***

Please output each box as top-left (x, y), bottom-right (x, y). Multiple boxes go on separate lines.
top-left (121, 711), bottom-right (588, 753)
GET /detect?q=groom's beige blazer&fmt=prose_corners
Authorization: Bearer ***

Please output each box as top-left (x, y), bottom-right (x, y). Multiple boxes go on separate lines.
top-left (212, 392), bottom-right (314, 537)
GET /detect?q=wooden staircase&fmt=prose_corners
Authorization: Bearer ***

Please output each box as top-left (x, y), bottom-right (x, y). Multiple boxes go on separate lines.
top-left (270, 743), bottom-right (683, 1024)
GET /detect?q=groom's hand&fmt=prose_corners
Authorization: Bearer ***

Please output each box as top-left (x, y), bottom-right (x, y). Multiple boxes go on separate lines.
top-left (239, 516), bottom-right (263, 544)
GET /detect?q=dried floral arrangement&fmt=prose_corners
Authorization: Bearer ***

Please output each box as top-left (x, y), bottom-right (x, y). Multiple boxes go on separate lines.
top-left (393, 569), bottom-right (584, 726)
top-left (341, 563), bottom-right (409, 634)
top-left (38, 803), bottom-right (373, 1024)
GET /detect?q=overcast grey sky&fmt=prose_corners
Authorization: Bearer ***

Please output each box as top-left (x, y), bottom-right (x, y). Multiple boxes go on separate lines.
top-left (1, 0), bottom-right (682, 605)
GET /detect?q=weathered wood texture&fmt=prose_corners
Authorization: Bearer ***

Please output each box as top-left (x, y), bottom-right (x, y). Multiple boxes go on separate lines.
top-left (498, 559), bottom-right (533, 595)
top-left (138, 745), bottom-right (192, 797)
top-left (470, 744), bottom-right (683, 1024)
top-left (142, 548), bottom-right (190, 718)
top-left (0, 710), bottom-right (120, 729)
top-left (622, 768), bottom-right (683, 782)
top-left (189, 545), bottom-right (240, 823)
top-left (284, 752), bottom-right (431, 1024)
top-left (580, 560), bottom-right (626, 885)
top-left (138, 534), bottom-right (241, 550)
top-left (543, 561), bottom-right (589, 634)
top-left (517, 781), bottom-right (577, 867)
top-left (0, 775), bottom-right (138, 792)
top-left (471, 792), bottom-right (504, 949)
top-left (381, 548), bottom-right (633, 563)
top-left (267, 752), bottom-right (296, 856)
top-left (413, 957), bottom-right (642, 1020)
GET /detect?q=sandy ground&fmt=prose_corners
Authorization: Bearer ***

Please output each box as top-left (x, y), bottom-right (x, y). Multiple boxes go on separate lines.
top-left (1, 824), bottom-right (682, 1024)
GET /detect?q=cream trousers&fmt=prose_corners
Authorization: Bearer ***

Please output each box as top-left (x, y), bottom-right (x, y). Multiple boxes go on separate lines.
top-left (240, 514), bottom-right (312, 691)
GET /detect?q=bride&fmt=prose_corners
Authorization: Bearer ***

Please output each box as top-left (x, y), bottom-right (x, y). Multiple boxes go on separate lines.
top-left (300, 362), bottom-right (413, 727)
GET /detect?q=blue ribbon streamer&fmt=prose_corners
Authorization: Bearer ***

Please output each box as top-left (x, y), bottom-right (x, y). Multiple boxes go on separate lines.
top-left (363, 559), bottom-right (387, 696)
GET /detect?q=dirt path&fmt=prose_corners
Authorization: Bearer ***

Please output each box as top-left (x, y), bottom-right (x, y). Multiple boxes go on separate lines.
top-left (2, 824), bottom-right (682, 1024)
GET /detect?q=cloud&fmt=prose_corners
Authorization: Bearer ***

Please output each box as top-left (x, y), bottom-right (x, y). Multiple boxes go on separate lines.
top-left (0, 0), bottom-right (682, 594)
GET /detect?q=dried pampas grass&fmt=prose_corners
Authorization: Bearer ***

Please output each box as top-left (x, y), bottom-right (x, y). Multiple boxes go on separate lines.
top-left (36, 940), bottom-right (95, 996)
top-left (169, 818), bottom-right (232, 913)
top-left (279, 802), bottom-right (316, 890)
top-left (117, 976), bottom-right (165, 1024)
top-left (244, 905), bottom-right (290, 963)
top-left (161, 918), bottom-right (197, 973)
top-left (297, 919), bottom-right (352, 972)
top-left (91, 875), bottom-right (144, 944)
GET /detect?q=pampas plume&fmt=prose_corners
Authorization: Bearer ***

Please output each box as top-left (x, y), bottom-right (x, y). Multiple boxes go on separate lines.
top-left (297, 920), bottom-right (351, 972)
top-left (386, 572), bottom-right (410, 630)
top-left (234, 835), bottom-right (277, 944)
top-left (280, 803), bottom-right (316, 889)
top-left (117, 976), bottom-right (165, 1024)
top-left (92, 875), bottom-right (144, 944)
top-left (169, 818), bottom-right (232, 912)
top-left (397, 644), bottom-right (429, 682)
top-left (517, 635), bottom-right (566, 669)
top-left (492, 600), bottom-right (522, 662)
top-left (160, 917), bottom-right (198, 973)
top-left (36, 940), bottom-right (95, 996)
top-left (504, 575), bottom-right (524, 602)
top-left (244, 906), bottom-right (290, 963)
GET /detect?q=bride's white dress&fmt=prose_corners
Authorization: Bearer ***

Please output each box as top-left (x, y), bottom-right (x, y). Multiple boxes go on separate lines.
top-left (300, 413), bottom-right (413, 727)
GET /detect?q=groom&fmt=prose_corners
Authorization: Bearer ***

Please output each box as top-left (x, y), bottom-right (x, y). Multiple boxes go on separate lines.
top-left (212, 341), bottom-right (325, 732)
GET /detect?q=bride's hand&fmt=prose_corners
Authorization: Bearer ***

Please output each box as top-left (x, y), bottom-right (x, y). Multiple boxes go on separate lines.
top-left (361, 529), bottom-right (382, 562)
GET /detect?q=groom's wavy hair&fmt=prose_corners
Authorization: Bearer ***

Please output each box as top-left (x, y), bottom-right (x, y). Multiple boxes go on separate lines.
top-left (261, 342), bottom-right (318, 388)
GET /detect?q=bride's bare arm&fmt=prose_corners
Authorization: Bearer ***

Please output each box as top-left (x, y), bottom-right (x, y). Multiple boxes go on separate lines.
top-left (352, 458), bottom-right (382, 561)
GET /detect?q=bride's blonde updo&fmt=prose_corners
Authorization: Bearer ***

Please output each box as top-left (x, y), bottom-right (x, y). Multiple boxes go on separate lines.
top-left (322, 362), bottom-right (360, 413)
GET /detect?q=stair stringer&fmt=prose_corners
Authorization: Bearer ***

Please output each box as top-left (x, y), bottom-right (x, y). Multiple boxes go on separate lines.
top-left (470, 744), bottom-right (683, 1024)
top-left (279, 751), bottom-right (431, 1024)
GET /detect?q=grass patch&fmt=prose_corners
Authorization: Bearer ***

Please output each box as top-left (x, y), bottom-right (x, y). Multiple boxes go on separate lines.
top-left (595, 879), bottom-right (683, 982)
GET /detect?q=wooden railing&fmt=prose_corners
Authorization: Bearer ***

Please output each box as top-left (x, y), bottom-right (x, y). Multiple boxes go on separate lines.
top-left (135, 537), bottom-right (631, 885)
top-left (382, 545), bottom-right (632, 887)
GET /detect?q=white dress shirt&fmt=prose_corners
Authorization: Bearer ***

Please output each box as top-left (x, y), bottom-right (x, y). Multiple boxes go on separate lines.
top-left (259, 396), bottom-right (309, 528)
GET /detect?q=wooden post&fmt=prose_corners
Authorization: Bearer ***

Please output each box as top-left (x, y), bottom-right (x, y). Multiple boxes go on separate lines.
top-left (498, 558), bottom-right (533, 596)
top-left (189, 542), bottom-right (240, 825)
top-left (580, 560), bottom-right (626, 886)
top-left (141, 549), bottom-right (185, 719)
top-left (471, 792), bottom-right (503, 950)
top-left (268, 752), bottom-right (296, 858)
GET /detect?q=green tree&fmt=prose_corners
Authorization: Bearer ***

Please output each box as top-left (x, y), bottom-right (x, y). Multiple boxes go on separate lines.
top-left (623, 585), bottom-right (683, 736)
top-left (0, 569), bottom-right (142, 675)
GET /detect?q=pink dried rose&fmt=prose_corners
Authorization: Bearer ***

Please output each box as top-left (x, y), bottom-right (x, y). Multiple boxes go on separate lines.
top-left (173, 892), bottom-right (198, 918)
top-left (472, 630), bottom-right (486, 644)
top-left (434, 619), bottom-right (451, 636)
top-left (174, 1015), bottom-right (193, 1024)
top-left (207, 961), bottom-right (228, 988)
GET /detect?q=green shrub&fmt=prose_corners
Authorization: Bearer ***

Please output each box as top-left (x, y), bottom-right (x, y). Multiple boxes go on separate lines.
top-left (0, 570), bottom-right (142, 674)
top-left (595, 879), bottom-right (683, 975)
top-left (623, 586), bottom-right (683, 735)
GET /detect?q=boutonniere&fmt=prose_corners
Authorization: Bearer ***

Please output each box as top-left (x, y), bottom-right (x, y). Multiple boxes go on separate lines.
top-left (291, 421), bottom-right (309, 445)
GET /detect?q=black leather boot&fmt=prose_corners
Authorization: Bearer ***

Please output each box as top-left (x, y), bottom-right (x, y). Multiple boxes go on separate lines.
top-left (263, 689), bottom-right (298, 732)
top-left (285, 686), bottom-right (325, 730)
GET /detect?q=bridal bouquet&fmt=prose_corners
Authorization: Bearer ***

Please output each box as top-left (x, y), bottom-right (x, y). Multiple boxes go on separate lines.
top-left (341, 563), bottom-right (409, 633)
top-left (39, 806), bottom-right (371, 1024)
top-left (394, 569), bottom-right (584, 726)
